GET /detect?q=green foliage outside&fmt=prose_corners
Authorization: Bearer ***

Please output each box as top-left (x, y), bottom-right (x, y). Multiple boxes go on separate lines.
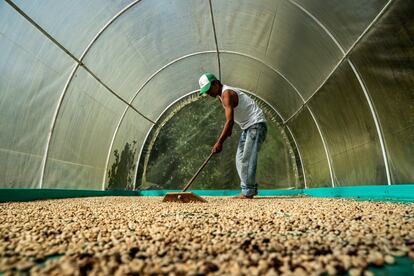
top-left (107, 141), bottom-right (137, 190)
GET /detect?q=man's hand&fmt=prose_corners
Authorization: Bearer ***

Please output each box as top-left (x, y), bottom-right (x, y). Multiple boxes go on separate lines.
top-left (212, 142), bottom-right (222, 154)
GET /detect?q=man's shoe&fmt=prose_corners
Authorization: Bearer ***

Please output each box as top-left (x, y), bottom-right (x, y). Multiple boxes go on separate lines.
top-left (232, 194), bottom-right (254, 199)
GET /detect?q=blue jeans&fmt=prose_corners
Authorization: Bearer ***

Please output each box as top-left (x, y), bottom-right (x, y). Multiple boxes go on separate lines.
top-left (236, 122), bottom-right (267, 196)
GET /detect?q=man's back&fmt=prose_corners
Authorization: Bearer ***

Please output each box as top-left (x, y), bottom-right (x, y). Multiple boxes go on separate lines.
top-left (220, 85), bottom-right (266, 130)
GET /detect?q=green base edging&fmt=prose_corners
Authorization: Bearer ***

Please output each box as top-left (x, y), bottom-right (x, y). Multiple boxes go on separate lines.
top-left (302, 185), bottom-right (414, 202)
top-left (139, 185), bottom-right (414, 202)
top-left (1, 185), bottom-right (414, 202)
top-left (368, 256), bottom-right (414, 276)
top-left (137, 189), bottom-right (302, 197)
top-left (0, 189), bottom-right (140, 202)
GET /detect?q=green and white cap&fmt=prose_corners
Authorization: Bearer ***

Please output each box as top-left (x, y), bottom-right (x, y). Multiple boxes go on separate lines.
top-left (198, 72), bottom-right (217, 96)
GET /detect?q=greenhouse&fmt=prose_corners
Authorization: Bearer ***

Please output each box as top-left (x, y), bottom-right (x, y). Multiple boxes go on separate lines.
top-left (1, 0), bottom-right (414, 274)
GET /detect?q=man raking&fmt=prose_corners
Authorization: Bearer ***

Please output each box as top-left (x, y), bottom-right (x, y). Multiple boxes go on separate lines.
top-left (199, 73), bottom-right (267, 199)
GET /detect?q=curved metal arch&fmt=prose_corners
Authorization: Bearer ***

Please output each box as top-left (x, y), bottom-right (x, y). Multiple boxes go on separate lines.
top-left (131, 88), bottom-right (306, 191)
top-left (287, 0), bottom-right (392, 185)
top-left (33, 0), bottom-right (332, 189)
top-left (102, 49), bottom-right (335, 188)
top-left (348, 60), bottom-right (391, 184)
top-left (29, 0), bottom-right (338, 189)
top-left (38, 0), bottom-right (145, 188)
top-left (7, 0), bottom-right (391, 188)
top-left (221, 50), bottom-right (306, 103)
top-left (286, 0), bottom-right (394, 119)
top-left (285, 125), bottom-right (307, 188)
top-left (101, 51), bottom-right (216, 187)
top-left (208, 0), bottom-right (221, 80)
top-left (287, 0), bottom-right (346, 55)
top-left (240, 89), bottom-right (307, 189)
top-left (307, 106), bottom-right (336, 187)
top-left (219, 51), bottom-right (335, 186)
top-left (101, 49), bottom-right (321, 188)
top-left (130, 89), bottom-right (199, 191)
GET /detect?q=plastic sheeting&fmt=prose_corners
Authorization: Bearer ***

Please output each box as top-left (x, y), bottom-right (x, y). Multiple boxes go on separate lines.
top-left (1, 0), bottom-right (413, 190)
top-left (44, 68), bottom-right (128, 189)
top-left (0, 3), bottom-right (73, 188)
top-left (307, 61), bottom-right (386, 186)
top-left (350, 0), bottom-right (414, 184)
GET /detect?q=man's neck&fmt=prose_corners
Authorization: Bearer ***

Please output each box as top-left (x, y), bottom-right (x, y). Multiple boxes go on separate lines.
top-left (218, 83), bottom-right (223, 97)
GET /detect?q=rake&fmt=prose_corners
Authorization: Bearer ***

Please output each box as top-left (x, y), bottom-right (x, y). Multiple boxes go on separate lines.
top-left (162, 153), bottom-right (214, 203)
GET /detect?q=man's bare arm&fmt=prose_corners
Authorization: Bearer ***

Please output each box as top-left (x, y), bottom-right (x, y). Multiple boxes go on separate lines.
top-left (212, 90), bottom-right (235, 153)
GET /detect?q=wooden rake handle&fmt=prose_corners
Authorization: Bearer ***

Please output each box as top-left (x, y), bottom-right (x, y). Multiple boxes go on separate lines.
top-left (182, 152), bottom-right (214, 192)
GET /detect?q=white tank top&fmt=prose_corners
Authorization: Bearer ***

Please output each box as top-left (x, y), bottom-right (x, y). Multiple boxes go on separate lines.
top-left (220, 85), bottom-right (266, 130)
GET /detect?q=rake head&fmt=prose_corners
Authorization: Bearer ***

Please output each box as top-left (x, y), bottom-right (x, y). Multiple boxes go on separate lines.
top-left (162, 192), bottom-right (207, 203)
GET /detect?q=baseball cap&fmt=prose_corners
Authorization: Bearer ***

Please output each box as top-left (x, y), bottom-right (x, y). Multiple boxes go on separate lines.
top-left (198, 72), bottom-right (217, 96)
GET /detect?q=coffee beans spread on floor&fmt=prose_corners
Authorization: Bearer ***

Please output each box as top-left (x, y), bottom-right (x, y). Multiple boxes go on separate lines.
top-left (1, 196), bottom-right (413, 275)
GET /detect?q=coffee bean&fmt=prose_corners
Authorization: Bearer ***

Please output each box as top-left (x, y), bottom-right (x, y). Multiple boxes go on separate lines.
top-left (0, 197), bottom-right (412, 274)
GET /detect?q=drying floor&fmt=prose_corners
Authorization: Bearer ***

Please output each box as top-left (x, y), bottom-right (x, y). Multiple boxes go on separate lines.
top-left (1, 196), bottom-right (414, 275)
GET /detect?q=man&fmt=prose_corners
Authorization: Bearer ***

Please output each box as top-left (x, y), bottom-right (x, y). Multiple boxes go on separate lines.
top-left (198, 72), bottom-right (267, 199)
